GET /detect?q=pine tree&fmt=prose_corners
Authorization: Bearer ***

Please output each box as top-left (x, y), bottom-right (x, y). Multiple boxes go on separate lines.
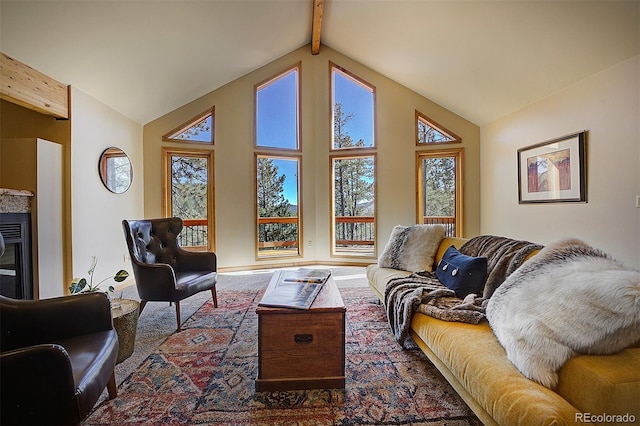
top-left (333, 102), bottom-right (374, 243)
top-left (422, 157), bottom-right (455, 216)
top-left (256, 157), bottom-right (296, 246)
top-left (171, 156), bottom-right (208, 219)
top-left (170, 155), bottom-right (209, 246)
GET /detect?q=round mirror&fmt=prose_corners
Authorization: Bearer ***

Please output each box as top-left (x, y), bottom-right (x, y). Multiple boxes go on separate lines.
top-left (99, 147), bottom-right (132, 194)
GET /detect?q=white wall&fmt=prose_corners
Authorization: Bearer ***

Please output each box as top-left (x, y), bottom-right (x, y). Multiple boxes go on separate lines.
top-left (481, 56), bottom-right (640, 269)
top-left (35, 138), bottom-right (64, 297)
top-left (70, 87), bottom-right (144, 288)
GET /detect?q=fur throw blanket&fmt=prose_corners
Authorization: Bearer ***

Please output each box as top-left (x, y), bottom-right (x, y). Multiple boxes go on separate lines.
top-left (487, 239), bottom-right (640, 389)
top-left (384, 272), bottom-right (485, 348)
top-left (384, 235), bottom-right (542, 349)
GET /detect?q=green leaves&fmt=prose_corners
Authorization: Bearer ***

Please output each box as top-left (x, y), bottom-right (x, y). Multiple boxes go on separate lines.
top-left (69, 278), bottom-right (88, 294)
top-left (68, 259), bottom-right (129, 294)
top-left (114, 270), bottom-right (129, 282)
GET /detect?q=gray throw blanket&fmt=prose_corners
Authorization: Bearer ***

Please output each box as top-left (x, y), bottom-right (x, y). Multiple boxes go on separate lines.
top-left (459, 235), bottom-right (543, 298)
top-left (385, 272), bottom-right (485, 348)
top-left (385, 235), bottom-right (543, 349)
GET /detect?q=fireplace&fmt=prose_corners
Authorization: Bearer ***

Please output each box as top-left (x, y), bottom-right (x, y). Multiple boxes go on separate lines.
top-left (0, 213), bottom-right (33, 299)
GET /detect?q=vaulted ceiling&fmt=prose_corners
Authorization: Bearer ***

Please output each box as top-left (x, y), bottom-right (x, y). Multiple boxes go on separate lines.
top-left (1, 1), bottom-right (637, 126)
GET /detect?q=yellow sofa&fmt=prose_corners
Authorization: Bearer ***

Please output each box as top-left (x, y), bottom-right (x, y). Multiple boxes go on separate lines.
top-left (366, 237), bottom-right (640, 426)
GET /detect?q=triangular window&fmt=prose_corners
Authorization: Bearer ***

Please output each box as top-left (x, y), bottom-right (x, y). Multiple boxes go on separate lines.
top-left (416, 111), bottom-right (460, 144)
top-left (163, 108), bottom-right (214, 144)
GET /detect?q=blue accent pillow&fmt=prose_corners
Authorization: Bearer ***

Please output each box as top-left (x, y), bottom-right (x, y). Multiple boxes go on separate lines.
top-left (436, 246), bottom-right (488, 298)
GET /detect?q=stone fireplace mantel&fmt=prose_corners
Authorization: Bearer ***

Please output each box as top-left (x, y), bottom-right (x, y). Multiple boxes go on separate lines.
top-left (0, 188), bottom-right (34, 213)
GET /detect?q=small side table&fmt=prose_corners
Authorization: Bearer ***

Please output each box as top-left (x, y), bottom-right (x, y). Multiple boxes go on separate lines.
top-left (111, 298), bottom-right (140, 364)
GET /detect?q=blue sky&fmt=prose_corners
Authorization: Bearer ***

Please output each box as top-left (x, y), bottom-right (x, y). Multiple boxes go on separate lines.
top-left (333, 70), bottom-right (374, 147)
top-left (256, 70), bottom-right (298, 150)
top-left (274, 158), bottom-right (298, 205)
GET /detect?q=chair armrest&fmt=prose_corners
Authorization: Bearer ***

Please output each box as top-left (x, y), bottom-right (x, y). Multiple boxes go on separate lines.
top-left (175, 249), bottom-right (217, 272)
top-left (0, 293), bottom-right (113, 351)
top-left (131, 261), bottom-right (181, 300)
top-left (0, 344), bottom-right (78, 424)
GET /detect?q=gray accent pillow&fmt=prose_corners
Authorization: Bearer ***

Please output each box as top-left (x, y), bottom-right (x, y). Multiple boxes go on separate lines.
top-left (378, 224), bottom-right (446, 272)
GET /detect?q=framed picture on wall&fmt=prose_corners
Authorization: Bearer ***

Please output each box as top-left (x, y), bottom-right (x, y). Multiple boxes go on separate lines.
top-left (517, 131), bottom-right (587, 204)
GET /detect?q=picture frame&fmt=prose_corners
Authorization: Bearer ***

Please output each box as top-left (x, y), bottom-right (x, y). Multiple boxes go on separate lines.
top-left (517, 131), bottom-right (586, 204)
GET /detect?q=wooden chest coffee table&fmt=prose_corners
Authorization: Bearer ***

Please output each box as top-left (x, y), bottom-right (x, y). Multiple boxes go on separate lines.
top-left (255, 271), bottom-right (346, 392)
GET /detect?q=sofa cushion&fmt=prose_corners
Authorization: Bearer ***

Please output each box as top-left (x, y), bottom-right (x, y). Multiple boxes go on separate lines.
top-left (410, 312), bottom-right (579, 425)
top-left (378, 224), bottom-right (445, 272)
top-left (365, 265), bottom-right (412, 302)
top-left (436, 246), bottom-right (487, 298)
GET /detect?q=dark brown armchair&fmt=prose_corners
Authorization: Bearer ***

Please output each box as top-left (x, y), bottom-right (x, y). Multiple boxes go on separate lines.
top-left (0, 292), bottom-right (118, 425)
top-left (122, 217), bottom-right (217, 332)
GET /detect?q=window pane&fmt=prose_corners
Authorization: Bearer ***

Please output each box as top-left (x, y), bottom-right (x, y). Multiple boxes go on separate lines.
top-left (416, 112), bottom-right (460, 144)
top-left (256, 156), bottom-right (299, 257)
top-left (163, 109), bottom-right (214, 144)
top-left (333, 156), bottom-right (375, 256)
top-left (332, 66), bottom-right (374, 149)
top-left (170, 155), bottom-right (209, 247)
top-left (256, 68), bottom-right (299, 150)
top-left (420, 156), bottom-right (457, 236)
top-left (172, 115), bottom-right (213, 143)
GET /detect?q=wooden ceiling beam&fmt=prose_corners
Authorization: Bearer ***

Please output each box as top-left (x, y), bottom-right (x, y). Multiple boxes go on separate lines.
top-left (311, 0), bottom-right (324, 55)
top-left (0, 52), bottom-right (69, 119)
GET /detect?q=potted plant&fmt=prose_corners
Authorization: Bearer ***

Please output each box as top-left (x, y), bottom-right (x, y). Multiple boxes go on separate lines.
top-left (69, 256), bottom-right (129, 296)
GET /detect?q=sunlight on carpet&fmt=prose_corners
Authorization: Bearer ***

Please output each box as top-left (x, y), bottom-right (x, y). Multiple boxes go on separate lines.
top-left (83, 286), bottom-right (480, 425)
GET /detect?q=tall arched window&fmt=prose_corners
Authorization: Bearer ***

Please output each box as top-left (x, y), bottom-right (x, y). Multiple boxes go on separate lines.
top-left (254, 63), bottom-right (302, 259)
top-left (330, 63), bottom-right (376, 257)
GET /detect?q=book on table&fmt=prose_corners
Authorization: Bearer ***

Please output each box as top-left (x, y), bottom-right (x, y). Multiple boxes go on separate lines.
top-left (259, 268), bottom-right (331, 310)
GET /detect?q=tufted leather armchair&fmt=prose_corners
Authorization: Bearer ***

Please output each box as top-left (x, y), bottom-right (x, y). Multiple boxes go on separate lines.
top-left (0, 292), bottom-right (118, 425)
top-left (122, 217), bottom-right (218, 332)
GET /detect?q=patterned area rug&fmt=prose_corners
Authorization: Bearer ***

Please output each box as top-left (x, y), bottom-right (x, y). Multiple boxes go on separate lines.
top-left (84, 287), bottom-right (480, 425)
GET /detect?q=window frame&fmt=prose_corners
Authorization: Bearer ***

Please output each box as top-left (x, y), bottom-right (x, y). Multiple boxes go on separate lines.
top-left (330, 152), bottom-right (377, 258)
top-left (330, 62), bottom-right (376, 151)
top-left (415, 148), bottom-right (464, 237)
top-left (254, 152), bottom-right (303, 260)
top-left (254, 62), bottom-right (302, 152)
top-left (162, 107), bottom-right (215, 145)
top-left (161, 147), bottom-right (216, 251)
top-left (415, 110), bottom-right (461, 145)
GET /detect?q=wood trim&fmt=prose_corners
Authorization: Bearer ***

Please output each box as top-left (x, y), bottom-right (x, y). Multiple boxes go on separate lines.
top-left (415, 148), bottom-right (465, 237)
top-left (254, 62), bottom-right (302, 152)
top-left (415, 110), bottom-right (462, 145)
top-left (0, 52), bottom-right (69, 119)
top-left (161, 147), bottom-right (216, 251)
top-left (329, 152), bottom-right (377, 259)
top-left (254, 152), bottom-right (303, 260)
top-left (329, 62), bottom-right (377, 151)
top-left (162, 107), bottom-right (214, 144)
top-left (311, 0), bottom-right (324, 55)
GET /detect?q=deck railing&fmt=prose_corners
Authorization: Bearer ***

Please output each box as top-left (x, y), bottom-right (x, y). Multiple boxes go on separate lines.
top-left (180, 218), bottom-right (208, 247)
top-left (258, 217), bottom-right (298, 251)
top-left (334, 216), bottom-right (374, 247)
top-left (422, 216), bottom-right (456, 236)
top-left (180, 215), bottom-right (456, 249)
